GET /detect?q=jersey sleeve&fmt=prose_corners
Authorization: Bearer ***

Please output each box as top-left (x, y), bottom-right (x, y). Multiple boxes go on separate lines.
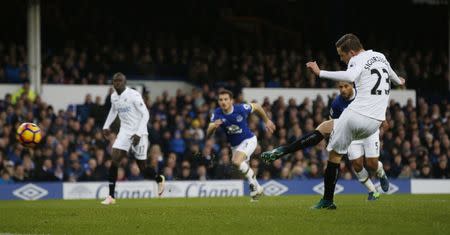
top-left (103, 96), bottom-right (117, 130)
top-left (210, 109), bottom-right (220, 123)
top-left (329, 100), bottom-right (340, 119)
top-left (319, 57), bottom-right (363, 82)
top-left (240, 103), bottom-right (253, 116)
top-left (133, 93), bottom-right (150, 136)
top-left (387, 62), bottom-right (402, 85)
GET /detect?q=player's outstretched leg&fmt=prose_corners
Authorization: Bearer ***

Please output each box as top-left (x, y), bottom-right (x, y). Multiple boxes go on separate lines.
top-left (261, 130), bottom-right (325, 164)
top-left (233, 151), bottom-right (263, 202)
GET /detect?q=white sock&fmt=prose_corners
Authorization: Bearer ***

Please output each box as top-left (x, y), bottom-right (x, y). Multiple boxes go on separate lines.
top-left (376, 161), bottom-right (386, 178)
top-left (239, 162), bottom-right (258, 186)
top-left (355, 168), bottom-right (376, 193)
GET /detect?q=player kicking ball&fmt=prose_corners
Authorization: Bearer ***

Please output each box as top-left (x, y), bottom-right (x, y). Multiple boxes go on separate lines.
top-left (207, 89), bottom-right (276, 202)
top-left (262, 81), bottom-right (389, 200)
top-left (264, 33), bottom-right (404, 209)
top-left (101, 73), bottom-right (165, 205)
top-left (331, 81), bottom-right (388, 200)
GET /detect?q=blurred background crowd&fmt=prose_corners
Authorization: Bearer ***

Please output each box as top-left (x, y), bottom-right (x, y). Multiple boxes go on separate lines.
top-left (0, 84), bottom-right (449, 184)
top-left (0, 0), bottom-right (448, 183)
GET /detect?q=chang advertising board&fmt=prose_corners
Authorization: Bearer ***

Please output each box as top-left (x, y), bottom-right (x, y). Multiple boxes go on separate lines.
top-left (163, 180), bottom-right (243, 198)
top-left (63, 181), bottom-right (158, 199)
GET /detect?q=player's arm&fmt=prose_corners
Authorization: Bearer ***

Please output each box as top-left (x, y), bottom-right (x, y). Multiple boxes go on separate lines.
top-left (132, 95), bottom-right (150, 145)
top-left (134, 95), bottom-right (150, 137)
top-left (102, 101), bottom-right (117, 138)
top-left (250, 102), bottom-right (276, 134)
top-left (306, 61), bottom-right (361, 82)
top-left (387, 64), bottom-right (405, 86)
top-left (206, 119), bottom-right (222, 139)
top-left (329, 101), bottom-right (340, 120)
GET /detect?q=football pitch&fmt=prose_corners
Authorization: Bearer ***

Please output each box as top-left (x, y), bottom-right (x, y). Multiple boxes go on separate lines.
top-left (0, 195), bottom-right (449, 235)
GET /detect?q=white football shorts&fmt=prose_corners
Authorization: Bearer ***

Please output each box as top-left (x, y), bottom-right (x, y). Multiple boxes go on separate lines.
top-left (231, 135), bottom-right (257, 162)
top-left (347, 129), bottom-right (380, 160)
top-left (327, 108), bottom-right (381, 155)
top-left (112, 132), bottom-right (149, 160)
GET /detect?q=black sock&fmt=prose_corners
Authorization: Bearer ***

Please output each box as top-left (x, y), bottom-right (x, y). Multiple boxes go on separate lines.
top-left (285, 130), bottom-right (324, 153)
top-left (323, 161), bottom-right (340, 201)
top-left (108, 164), bottom-right (118, 198)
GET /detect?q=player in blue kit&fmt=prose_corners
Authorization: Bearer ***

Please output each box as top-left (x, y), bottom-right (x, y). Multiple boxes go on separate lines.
top-left (207, 89), bottom-right (276, 202)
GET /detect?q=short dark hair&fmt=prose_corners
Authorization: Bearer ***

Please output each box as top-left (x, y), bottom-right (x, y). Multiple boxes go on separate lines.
top-left (335, 33), bottom-right (363, 53)
top-left (218, 89), bottom-right (233, 99)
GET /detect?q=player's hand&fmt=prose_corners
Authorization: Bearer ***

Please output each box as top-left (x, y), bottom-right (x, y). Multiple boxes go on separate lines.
top-left (213, 119), bottom-right (223, 128)
top-left (306, 61), bottom-right (321, 77)
top-left (102, 129), bottom-right (111, 138)
top-left (399, 77), bottom-right (406, 86)
top-left (131, 134), bottom-right (141, 146)
top-left (265, 120), bottom-right (276, 134)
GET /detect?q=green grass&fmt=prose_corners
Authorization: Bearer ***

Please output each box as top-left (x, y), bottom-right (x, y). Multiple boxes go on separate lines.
top-left (0, 195), bottom-right (449, 235)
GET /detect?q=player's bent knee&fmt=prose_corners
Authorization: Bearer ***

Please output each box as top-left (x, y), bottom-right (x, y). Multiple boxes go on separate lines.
top-left (328, 150), bottom-right (342, 164)
top-left (111, 148), bottom-right (126, 164)
top-left (351, 159), bottom-right (364, 172)
top-left (316, 120), bottom-right (333, 136)
top-left (366, 158), bottom-right (379, 171)
top-left (232, 152), bottom-right (246, 166)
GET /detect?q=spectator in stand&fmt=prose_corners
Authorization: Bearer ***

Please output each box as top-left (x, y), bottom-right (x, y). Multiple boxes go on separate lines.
top-left (11, 80), bottom-right (36, 104)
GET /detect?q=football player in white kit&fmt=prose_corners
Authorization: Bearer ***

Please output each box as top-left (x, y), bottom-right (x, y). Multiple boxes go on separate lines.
top-left (261, 82), bottom-right (389, 200)
top-left (306, 34), bottom-right (405, 209)
top-left (101, 73), bottom-right (164, 205)
top-left (329, 82), bottom-right (389, 200)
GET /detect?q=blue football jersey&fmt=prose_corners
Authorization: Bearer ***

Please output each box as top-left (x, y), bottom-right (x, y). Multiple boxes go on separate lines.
top-left (330, 95), bottom-right (354, 119)
top-left (210, 103), bottom-right (255, 147)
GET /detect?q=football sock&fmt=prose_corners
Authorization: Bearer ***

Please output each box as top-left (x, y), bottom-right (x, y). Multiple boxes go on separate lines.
top-left (285, 130), bottom-right (324, 154)
top-left (239, 162), bottom-right (258, 186)
top-left (108, 163), bottom-right (118, 198)
top-left (376, 161), bottom-right (386, 178)
top-left (355, 168), bottom-right (376, 193)
top-left (323, 161), bottom-right (340, 201)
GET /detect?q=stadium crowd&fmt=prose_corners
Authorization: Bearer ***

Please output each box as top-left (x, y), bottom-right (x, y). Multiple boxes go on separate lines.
top-left (1, 41), bottom-right (448, 94)
top-left (0, 82), bottom-right (449, 184)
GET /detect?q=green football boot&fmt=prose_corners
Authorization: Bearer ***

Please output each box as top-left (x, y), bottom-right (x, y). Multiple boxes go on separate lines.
top-left (367, 191), bottom-right (380, 201)
top-left (260, 146), bottom-right (287, 164)
top-left (311, 198), bottom-right (337, 210)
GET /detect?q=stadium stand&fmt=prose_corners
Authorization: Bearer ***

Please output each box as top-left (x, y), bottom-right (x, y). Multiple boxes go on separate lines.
top-left (0, 84), bottom-right (448, 184)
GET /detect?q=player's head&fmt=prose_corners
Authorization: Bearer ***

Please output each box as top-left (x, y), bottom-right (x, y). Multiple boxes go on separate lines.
top-left (338, 81), bottom-right (354, 100)
top-left (112, 72), bottom-right (127, 93)
top-left (335, 33), bottom-right (364, 64)
top-left (218, 89), bottom-right (234, 111)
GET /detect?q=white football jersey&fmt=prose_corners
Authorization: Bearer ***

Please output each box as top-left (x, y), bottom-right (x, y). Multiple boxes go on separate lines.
top-left (103, 87), bottom-right (149, 136)
top-left (347, 50), bottom-right (393, 121)
top-left (320, 50), bottom-right (401, 121)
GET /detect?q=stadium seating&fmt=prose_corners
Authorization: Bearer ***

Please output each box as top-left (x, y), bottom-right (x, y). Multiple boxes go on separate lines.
top-left (0, 85), bottom-right (448, 184)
